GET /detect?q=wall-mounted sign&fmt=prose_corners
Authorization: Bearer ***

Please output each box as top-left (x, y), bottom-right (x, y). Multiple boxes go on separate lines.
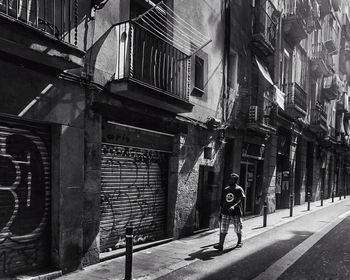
top-left (276, 172), bottom-right (282, 194)
top-left (102, 121), bottom-right (174, 152)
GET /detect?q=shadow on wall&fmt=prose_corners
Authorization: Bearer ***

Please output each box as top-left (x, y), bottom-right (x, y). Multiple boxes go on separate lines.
top-left (177, 133), bottom-right (226, 238)
top-left (84, 26), bottom-right (117, 85)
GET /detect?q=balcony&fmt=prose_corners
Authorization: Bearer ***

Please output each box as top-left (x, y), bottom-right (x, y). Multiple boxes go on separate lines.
top-left (282, 83), bottom-right (307, 118)
top-left (310, 43), bottom-right (332, 76)
top-left (251, 0), bottom-right (278, 56)
top-left (282, 0), bottom-right (309, 45)
top-left (337, 92), bottom-right (349, 112)
top-left (317, 0), bottom-right (332, 17)
top-left (247, 91), bottom-right (277, 133)
top-left (0, 0), bottom-right (84, 70)
top-left (310, 106), bottom-right (328, 135)
top-left (332, 0), bottom-right (341, 11)
top-left (342, 11), bottom-right (350, 40)
top-left (322, 75), bottom-right (341, 100)
top-left (108, 21), bottom-right (193, 114)
top-left (324, 14), bottom-right (340, 55)
top-left (329, 126), bottom-right (337, 141)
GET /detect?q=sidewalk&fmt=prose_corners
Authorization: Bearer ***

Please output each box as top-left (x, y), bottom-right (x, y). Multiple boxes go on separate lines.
top-left (54, 197), bottom-right (346, 280)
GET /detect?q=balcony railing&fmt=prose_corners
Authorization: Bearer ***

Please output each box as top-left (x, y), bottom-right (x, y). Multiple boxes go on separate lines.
top-left (324, 14), bottom-right (339, 54)
top-left (329, 126), bottom-right (336, 139)
top-left (282, 0), bottom-right (309, 44)
top-left (114, 21), bottom-right (190, 101)
top-left (251, 0), bottom-right (278, 55)
top-left (310, 106), bottom-right (328, 134)
top-left (310, 43), bottom-right (331, 76)
top-left (282, 82), bottom-right (307, 118)
top-left (0, 0), bottom-right (78, 45)
top-left (337, 92), bottom-right (349, 112)
top-left (248, 93), bottom-right (277, 132)
top-left (322, 74), bottom-right (341, 100)
top-left (342, 10), bottom-right (350, 40)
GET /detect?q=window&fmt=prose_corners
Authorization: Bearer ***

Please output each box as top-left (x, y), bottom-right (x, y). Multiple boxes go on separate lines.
top-left (229, 51), bottom-right (238, 90)
top-left (195, 56), bottom-right (204, 91)
top-left (191, 50), bottom-right (208, 96)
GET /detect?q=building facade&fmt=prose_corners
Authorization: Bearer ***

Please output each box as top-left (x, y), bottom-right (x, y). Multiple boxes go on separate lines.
top-left (0, 0), bottom-right (349, 277)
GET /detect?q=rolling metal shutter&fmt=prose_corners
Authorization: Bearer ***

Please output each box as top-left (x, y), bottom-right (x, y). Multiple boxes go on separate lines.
top-left (100, 143), bottom-right (168, 251)
top-left (0, 118), bottom-right (51, 276)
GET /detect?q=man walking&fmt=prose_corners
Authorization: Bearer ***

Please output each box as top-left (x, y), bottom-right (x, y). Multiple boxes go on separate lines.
top-left (214, 172), bottom-right (246, 251)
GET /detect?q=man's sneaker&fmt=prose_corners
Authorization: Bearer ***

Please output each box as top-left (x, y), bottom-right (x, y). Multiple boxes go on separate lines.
top-left (213, 244), bottom-right (223, 251)
top-left (236, 242), bottom-right (243, 248)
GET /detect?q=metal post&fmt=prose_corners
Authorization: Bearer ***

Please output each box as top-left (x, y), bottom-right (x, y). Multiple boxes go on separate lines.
top-left (339, 190), bottom-right (342, 200)
top-left (289, 194), bottom-right (293, 217)
top-left (320, 191), bottom-right (323, 206)
top-left (263, 201), bottom-right (267, 227)
top-left (124, 226), bottom-right (133, 280)
top-left (332, 190), bottom-right (334, 202)
top-left (307, 191), bottom-right (310, 211)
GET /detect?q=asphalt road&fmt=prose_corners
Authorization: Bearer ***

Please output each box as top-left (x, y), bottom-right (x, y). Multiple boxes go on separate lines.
top-left (279, 215), bottom-right (350, 280)
top-left (158, 201), bottom-right (350, 280)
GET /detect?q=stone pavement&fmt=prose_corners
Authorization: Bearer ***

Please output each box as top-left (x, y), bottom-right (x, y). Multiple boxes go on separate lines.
top-left (54, 197), bottom-right (345, 280)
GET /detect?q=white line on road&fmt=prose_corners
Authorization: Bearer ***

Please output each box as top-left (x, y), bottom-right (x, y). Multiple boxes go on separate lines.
top-left (253, 214), bottom-right (349, 280)
top-left (338, 210), bottom-right (350, 219)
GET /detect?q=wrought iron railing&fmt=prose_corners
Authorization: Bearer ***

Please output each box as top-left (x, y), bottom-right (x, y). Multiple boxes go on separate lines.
top-left (115, 21), bottom-right (190, 101)
top-left (324, 14), bottom-right (339, 53)
top-left (329, 126), bottom-right (336, 139)
top-left (0, 0), bottom-right (78, 45)
top-left (283, 82), bottom-right (307, 113)
top-left (310, 42), bottom-right (329, 62)
top-left (282, 0), bottom-right (309, 18)
top-left (253, 0), bottom-right (278, 48)
top-left (310, 106), bottom-right (327, 129)
top-left (262, 95), bottom-right (276, 127)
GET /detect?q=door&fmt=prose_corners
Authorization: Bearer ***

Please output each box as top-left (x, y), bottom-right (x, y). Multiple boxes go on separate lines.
top-left (240, 161), bottom-right (257, 215)
top-left (0, 118), bottom-right (51, 277)
top-left (194, 165), bottom-right (214, 231)
top-left (100, 143), bottom-right (168, 252)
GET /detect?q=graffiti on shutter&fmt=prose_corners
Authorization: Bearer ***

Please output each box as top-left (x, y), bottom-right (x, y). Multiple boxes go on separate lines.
top-left (0, 121), bottom-right (50, 276)
top-left (100, 144), bottom-right (168, 251)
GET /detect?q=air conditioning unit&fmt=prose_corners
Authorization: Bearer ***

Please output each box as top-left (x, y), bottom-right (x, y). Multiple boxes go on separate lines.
top-left (249, 106), bottom-right (258, 122)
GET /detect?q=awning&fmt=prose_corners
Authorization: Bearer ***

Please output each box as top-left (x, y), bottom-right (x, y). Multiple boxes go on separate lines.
top-left (255, 56), bottom-right (274, 85)
top-left (133, 1), bottom-right (211, 56)
top-left (274, 85), bottom-right (285, 110)
top-left (255, 56), bottom-right (285, 110)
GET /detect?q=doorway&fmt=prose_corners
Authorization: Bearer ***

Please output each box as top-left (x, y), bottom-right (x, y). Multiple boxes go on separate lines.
top-left (194, 165), bottom-right (215, 231)
top-left (240, 161), bottom-right (257, 215)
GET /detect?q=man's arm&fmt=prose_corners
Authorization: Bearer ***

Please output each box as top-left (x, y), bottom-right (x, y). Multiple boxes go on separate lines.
top-left (229, 198), bottom-right (242, 211)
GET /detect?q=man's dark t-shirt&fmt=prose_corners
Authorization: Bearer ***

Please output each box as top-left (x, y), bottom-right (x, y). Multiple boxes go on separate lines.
top-left (221, 184), bottom-right (245, 216)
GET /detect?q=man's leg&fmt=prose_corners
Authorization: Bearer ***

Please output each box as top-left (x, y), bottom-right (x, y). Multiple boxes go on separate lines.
top-left (214, 214), bottom-right (229, 250)
top-left (233, 215), bottom-right (243, 247)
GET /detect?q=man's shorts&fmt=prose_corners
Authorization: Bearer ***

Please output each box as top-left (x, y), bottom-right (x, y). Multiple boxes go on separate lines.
top-left (220, 214), bottom-right (242, 234)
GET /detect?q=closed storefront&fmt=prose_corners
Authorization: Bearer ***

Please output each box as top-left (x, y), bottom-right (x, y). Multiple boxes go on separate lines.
top-left (100, 121), bottom-right (171, 251)
top-left (0, 116), bottom-right (51, 276)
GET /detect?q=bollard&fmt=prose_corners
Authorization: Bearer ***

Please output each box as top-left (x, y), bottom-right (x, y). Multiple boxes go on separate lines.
top-left (263, 201), bottom-right (267, 227)
top-left (344, 189), bottom-right (346, 199)
top-left (339, 191), bottom-right (342, 201)
top-left (332, 191), bottom-right (334, 203)
top-left (320, 191), bottom-right (324, 207)
top-left (307, 192), bottom-right (311, 211)
top-left (124, 226), bottom-right (133, 280)
top-left (289, 194), bottom-right (293, 217)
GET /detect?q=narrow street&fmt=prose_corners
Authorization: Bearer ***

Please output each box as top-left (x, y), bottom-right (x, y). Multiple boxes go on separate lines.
top-left (157, 200), bottom-right (350, 280)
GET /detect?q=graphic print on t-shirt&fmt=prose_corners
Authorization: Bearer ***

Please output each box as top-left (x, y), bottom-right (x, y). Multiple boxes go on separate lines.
top-left (226, 192), bottom-right (234, 203)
